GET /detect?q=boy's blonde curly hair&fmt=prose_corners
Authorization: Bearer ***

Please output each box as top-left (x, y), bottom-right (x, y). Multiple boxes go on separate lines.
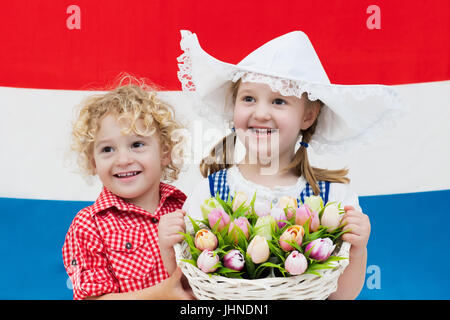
top-left (71, 76), bottom-right (185, 182)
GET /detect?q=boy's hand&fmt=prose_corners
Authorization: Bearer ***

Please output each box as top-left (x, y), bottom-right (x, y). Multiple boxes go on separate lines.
top-left (341, 205), bottom-right (371, 258)
top-left (158, 267), bottom-right (195, 300)
top-left (158, 209), bottom-right (187, 250)
top-left (158, 209), bottom-right (187, 275)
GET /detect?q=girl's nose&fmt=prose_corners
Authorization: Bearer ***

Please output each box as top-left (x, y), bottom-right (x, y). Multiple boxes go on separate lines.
top-left (253, 102), bottom-right (272, 121)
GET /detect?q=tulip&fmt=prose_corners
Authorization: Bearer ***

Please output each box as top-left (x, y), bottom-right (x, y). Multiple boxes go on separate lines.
top-left (321, 203), bottom-right (342, 232)
top-left (196, 250), bottom-right (220, 273)
top-left (279, 225), bottom-right (304, 251)
top-left (223, 249), bottom-right (245, 271)
top-left (232, 191), bottom-right (248, 212)
top-left (305, 238), bottom-right (335, 261)
top-left (200, 197), bottom-right (223, 219)
top-left (295, 205), bottom-right (320, 232)
top-left (254, 215), bottom-right (276, 240)
top-left (277, 196), bottom-right (297, 219)
top-left (270, 207), bottom-right (287, 229)
top-left (228, 217), bottom-right (250, 243)
top-left (253, 199), bottom-right (271, 217)
top-left (194, 229), bottom-right (218, 251)
top-left (246, 235), bottom-right (270, 264)
top-left (304, 195), bottom-right (324, 213)
top-left (208, 208), bottom-right (231, 232)
top-left (284, 251), bottom-right (308, 275)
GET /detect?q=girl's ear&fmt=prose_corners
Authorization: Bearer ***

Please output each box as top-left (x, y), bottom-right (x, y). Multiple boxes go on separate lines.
top-left (300, 102), bottom-right (321, 130)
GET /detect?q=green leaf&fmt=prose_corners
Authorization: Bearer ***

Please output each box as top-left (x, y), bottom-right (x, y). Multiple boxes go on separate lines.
top-left (186, 215), bottom-right (201, 234)
top-left (180, 259), bottom-right (198, 267)
top-left (244, 253), bottom-right (256, 279)
top-left (267, 240), bottom-right (286, 262)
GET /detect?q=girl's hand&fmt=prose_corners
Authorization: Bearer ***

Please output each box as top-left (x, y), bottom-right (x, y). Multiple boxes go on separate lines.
top-left (341, 205), bottom-right (371, 258)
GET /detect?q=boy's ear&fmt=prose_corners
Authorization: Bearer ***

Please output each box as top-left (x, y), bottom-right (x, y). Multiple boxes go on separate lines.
top-left (300, 102), bottom-right (321, 130)
top-left (90, 157), bottom-right (97, 175)
top-left (161, 145), bottom-right (171, 167)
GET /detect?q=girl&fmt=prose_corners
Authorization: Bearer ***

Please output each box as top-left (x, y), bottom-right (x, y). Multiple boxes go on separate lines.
top-left (159, 30), bottom-right (403, 299)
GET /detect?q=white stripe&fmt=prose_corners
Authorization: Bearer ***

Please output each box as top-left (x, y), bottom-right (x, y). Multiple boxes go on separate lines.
top-left (1, 81), bottom-right (449, 201)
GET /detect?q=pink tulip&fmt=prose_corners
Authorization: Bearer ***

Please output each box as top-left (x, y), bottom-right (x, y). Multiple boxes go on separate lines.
top-left (305, 238), bottom-right (335, 261)
top-left (196, 250), bottom-right (219, 273)
top-left (279, 225), bottom-right (304, 251)
top-left (194, 229), bottom-right (218, 251)
top-left (208, 208), bottom-right (230, 232)
top-left (228, 217), bottom-right (250, 243)
top-left (295, 205), bottom-right (320, 232)
top-left (284, 251), bottom-right (308, 275)
top-left (223, 249), bottom-right (245, 271)
top-left (246, 235), bottom-right (270, 264)
top-left (270, 207), bottom-right (287, 229)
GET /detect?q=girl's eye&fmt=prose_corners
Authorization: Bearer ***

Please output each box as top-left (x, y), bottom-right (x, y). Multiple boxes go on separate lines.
top-left (243, 96), bottom-right (255, 103)
top-left (102, 146), bottom-right (113, 153)
top-left (132, 141), bottom-right (145, 148)
top-left (273, 98), bottom-right (287, 105)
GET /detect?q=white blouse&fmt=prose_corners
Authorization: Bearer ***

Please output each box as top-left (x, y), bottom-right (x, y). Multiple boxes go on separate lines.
top-left (183, 166), bottom-right (361, 219)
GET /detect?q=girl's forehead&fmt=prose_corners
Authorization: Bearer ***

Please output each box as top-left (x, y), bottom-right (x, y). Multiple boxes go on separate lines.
top-left (238, 81), bottom-right (302, 100)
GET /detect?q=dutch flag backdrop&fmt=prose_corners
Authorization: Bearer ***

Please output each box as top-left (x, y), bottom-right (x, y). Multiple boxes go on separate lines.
top-left (1, 0), bottom-right (449, 299)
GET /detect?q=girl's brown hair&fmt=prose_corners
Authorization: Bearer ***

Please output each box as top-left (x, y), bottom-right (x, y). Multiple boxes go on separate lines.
top-left (199, 80), bottom-right (349, 195)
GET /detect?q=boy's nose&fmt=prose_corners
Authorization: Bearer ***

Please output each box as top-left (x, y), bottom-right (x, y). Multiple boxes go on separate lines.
top-left (115, 149), bottom-right (134, 166)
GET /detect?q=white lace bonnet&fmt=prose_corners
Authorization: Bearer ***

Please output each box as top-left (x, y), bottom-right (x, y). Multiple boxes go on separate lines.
top-left (177, 30), bottom-right (404, 155)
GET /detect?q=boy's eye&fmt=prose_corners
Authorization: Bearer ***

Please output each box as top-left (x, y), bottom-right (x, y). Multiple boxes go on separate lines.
top-left (243, 96), bottom-right (255, 103)
top-left (132, 141), bottom-right (145, 148)
top-left (273, 98), bottom-right (286, 105)
top-left (102, 146), bottom-right (114, 153)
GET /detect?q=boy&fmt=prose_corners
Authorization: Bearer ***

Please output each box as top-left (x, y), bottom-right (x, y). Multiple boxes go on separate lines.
top-left (62, 78), bottom-right (192, 299)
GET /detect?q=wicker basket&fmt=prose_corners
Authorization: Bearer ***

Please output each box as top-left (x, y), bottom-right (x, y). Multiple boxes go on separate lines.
top-left (174, 218), bottom-right (351, 300)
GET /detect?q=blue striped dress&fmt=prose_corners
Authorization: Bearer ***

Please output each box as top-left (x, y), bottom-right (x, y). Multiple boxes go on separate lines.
top-left (208, 168), bottom-right (330, 205)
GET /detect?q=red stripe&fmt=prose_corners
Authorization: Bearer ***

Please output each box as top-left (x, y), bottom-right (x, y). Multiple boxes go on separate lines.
top-left (0, 0), bottom-right (449, 90)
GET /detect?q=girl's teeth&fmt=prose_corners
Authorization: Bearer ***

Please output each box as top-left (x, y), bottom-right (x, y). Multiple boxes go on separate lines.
top-left (250, 128), bottom-right (275, 134)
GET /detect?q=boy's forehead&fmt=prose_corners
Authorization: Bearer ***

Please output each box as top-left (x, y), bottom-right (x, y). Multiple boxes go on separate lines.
top-left (97, 113), bottom-right (157, 138)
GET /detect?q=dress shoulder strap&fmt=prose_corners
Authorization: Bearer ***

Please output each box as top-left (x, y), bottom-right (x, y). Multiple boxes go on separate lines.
top-left (208, 169), bottom-right (231, 202)
top-left (298, 181), bottom-right (331, 205)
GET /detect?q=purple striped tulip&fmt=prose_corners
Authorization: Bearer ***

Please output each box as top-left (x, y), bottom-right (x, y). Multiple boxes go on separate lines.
top-left (223, 249), bottom-right (245, 271)
top-left (305, 238), bottom-right (335, 261)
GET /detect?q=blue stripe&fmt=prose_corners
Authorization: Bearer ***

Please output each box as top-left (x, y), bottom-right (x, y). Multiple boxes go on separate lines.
top-left (1, 189), bottom-right (449, 299)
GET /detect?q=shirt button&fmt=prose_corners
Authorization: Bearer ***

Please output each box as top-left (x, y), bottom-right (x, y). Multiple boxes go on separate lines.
top-left (71, 259), bottom-right (77, 266)
top-left (125, 242), bottom-right (132, 250)
top-left (151, 217), bottom-right (159, 224)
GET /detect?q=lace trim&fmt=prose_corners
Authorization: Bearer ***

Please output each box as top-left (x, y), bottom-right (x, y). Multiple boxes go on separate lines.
top-left (176, 31), bottom-right (407, 155)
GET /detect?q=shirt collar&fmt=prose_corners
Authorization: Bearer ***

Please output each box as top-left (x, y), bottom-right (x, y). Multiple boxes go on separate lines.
top-left (90, 182), bottom-right (186, 218)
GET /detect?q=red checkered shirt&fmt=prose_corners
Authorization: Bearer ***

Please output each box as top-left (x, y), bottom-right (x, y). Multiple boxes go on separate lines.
top-left (62, 182), bottom-right (186, 300)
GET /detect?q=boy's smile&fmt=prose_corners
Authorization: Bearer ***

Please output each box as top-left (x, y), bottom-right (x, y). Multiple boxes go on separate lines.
top-left (92, 114), bottom-right (170, 212)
